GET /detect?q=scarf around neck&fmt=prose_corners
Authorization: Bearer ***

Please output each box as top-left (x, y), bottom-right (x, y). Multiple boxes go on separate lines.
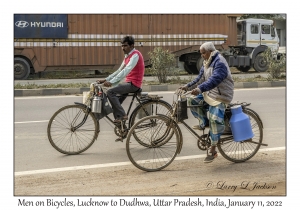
top-left (203, 50), bottom-right (218, 69)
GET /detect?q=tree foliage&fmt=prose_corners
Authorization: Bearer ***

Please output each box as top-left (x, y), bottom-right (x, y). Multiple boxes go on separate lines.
top-left (239, 14), bottom-right (285, 20)
top-left (148, 47), bottom-right (175, 83)
top-left (261, 47), bottom-right (286, 79)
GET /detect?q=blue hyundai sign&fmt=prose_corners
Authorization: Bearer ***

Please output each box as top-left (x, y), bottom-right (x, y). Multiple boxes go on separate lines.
top-left (14, 14), bottom-right (68, 38)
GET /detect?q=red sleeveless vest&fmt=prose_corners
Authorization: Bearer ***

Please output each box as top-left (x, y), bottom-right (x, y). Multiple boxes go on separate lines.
top-left (124, 50), bottom-right (144, 88)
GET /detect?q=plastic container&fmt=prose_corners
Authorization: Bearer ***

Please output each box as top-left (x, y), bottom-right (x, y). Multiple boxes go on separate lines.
top-left (229, 105), bottom-right (254, 142)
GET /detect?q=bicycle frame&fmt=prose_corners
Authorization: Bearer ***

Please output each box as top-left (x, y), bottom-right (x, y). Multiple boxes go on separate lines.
top-left (73, 83), bottom-right (166, 136)
top-left (170, 90), bottom-right (268, 148)
top-left (124, 90), bottom-right (267, 171)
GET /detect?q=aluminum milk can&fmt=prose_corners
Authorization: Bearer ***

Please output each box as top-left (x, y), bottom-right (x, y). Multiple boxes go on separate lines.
top-left (91, 96), bottom-right (102, 113)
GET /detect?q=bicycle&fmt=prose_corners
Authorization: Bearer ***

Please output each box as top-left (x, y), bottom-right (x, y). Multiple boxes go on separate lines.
top-left (47, 82), bottom-right (172, 155)
top-left (125, 89), bottom-right (267, 172)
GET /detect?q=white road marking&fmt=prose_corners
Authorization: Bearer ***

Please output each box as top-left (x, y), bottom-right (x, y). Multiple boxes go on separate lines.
top-left (15, 147), bottom-right (285, 176)
top-left (14, 95), bottom-right (82, 100)
top-left (15, 120), bottom-right (49, 124)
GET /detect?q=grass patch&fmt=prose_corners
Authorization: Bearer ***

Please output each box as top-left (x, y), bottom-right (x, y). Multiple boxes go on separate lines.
top-left (27, 70), bottom-right (115, 80)
top-left (14, 82), bottom-right (90, 89)
top-left (232, 74), bottom-right (286, 83)
top-left (14, 75), bottom-right (286, 89)
top-left (15, 68), bottom-right (286, 89)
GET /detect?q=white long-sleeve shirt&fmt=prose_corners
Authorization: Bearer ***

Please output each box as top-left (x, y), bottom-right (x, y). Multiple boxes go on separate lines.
top-left (105, 48), bottom-right (139, 86)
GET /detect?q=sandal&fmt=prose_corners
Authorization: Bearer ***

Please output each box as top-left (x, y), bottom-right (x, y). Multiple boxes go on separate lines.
top-left (203, 151), bottom-right (218, 163)
top-left (115, 138), bottom-right (124, 142)
top-left (113, 115), bottom-right (128, 123)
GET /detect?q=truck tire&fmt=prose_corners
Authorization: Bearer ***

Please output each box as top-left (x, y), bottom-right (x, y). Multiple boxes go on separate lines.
top-left (253, 53), bottom-right (268, 72)
top-left (184, 63), bottom-right (199, 74)
top-left (14, 57), bottom-right (30, 80)
top-left (183, 63), bottom-right (193, 74)
top-left (196, 57), bottom-right (204, 71)
top-left (236, 66), bottom-right (251, 72)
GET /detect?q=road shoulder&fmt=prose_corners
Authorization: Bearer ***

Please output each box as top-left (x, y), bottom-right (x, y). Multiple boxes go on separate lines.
top-left (15, 149), bottom-right (286, 196)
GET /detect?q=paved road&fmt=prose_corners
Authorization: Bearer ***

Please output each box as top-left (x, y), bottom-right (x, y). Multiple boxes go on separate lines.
top-left (14, 87), bottom-right (285, 172)
top-left (13, 87), bottom-right (288, 201)
top-left (15, 148), bottom-right (286, 196)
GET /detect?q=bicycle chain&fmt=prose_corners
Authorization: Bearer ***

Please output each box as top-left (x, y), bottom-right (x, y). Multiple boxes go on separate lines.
top-left (197, 134), bottom-right (211, 151)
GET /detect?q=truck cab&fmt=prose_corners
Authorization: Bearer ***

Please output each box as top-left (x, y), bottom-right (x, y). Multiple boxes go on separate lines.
top-left (228, 18), bottom-right (280, 72)
top-left (238, 19), bottom-right (279, 53)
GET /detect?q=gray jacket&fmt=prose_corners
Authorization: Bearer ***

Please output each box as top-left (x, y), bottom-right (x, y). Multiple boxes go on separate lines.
top-left (186, 52), bottom-right (234, 104)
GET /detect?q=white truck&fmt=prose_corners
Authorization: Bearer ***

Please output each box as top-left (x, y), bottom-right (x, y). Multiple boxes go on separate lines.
top-left (179, 18), bottom-right (281, 73)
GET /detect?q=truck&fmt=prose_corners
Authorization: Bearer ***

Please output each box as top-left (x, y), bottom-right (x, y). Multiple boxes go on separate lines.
top-left (14, 14), bottom-right (281, 80)
top-left (179, 18), bottom-right (281, 74)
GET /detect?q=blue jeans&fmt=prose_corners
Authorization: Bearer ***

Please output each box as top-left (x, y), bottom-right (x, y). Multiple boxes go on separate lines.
top-left (106, 82), bottom-right (139, 120)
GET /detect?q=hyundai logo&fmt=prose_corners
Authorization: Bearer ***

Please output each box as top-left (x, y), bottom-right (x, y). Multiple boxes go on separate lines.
top-left (15, 21), bottom-right (29, 28)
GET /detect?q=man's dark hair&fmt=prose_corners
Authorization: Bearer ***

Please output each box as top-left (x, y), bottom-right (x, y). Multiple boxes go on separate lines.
top-left (121, 36), bottom-right (135, 45)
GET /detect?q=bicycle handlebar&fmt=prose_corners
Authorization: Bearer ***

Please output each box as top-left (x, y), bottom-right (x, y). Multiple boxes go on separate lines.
top-left (181, 91), bottom-right (192, 96)
top-left (175, 88), bottom-right (191, 95)
top-left (174, 88), bottom-right (251, 108)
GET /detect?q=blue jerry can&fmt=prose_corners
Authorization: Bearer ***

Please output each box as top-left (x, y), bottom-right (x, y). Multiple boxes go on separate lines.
top-left (229, 105), bottom-right (254, 142)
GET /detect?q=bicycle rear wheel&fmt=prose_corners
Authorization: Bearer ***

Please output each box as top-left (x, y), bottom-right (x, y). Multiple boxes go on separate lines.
top-left (217, 111), bottom-right (263, 163)
top-left (47, 104), bottom-right (99, 155)
top-left (126, 115), bottom-right (180, 172)
top-left (129, 100), bottom-right (173, 127)
top-left (129, 100), bottom-right (174, 147)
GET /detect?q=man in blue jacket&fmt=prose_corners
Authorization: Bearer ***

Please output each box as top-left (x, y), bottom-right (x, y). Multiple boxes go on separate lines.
top-left (180, 42), bottom-right (234, 163)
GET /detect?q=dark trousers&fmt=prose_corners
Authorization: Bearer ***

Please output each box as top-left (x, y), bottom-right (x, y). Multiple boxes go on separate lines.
top-left (106, 82), bottom-right (139, 120)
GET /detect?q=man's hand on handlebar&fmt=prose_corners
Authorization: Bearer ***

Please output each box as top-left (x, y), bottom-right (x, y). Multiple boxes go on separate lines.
top-left (96, 79), bottom-right (106, 84)
top-left (179, 86), bottom-right (188, 91)
top-left (191, 88), bottom-right (200, 95)
top-left (96, 79), bottom-right (112, 87)
top-left (103, 81), bottom-right (112, 87)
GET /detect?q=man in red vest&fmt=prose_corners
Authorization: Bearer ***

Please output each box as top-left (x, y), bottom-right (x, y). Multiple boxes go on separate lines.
top-left (97, 36), bottom-right (145, 123)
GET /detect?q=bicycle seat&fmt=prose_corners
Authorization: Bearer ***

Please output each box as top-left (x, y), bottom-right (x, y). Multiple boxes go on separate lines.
top-left (125, 88), bottom-right (142, 96)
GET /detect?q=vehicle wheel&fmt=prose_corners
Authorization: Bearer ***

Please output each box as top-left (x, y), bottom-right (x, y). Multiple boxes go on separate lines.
top-left (253, 53), bottom-right (268, 72)
top-left (129, 100), bottom-right (173, 147)
top-left (217, 111), bottom-right (263, 163)
top-left (236, 66), bottom-right (251, 72)
top-left (184, 63), bottom-right (199, 74)
top-left (196, 57), bottom-right (204, 71)
top-left (14, 57), bottom-right (31, 80)
top-left (47, 104), bottom-right (99, 155)
top-left (187, 63), bottom-right (199, 74)
top-left (183, 63), bottom-right (193, 74)
top-left (129, 100), bottom-right (173, 127)
top-left (126, 115), bottom-right (180, 172)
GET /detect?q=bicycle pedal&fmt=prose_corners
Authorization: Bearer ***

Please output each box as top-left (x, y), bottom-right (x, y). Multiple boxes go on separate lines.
top-left (115, 138), bottom-right (123, 142)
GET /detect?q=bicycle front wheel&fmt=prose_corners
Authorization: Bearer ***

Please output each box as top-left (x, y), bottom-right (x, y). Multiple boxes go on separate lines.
top-left (126, 115), bottom-right (180, 172)
top-left (47, 104), bottom-right (99, 155)
top-left (129, 100), bottom-right (173, 127)
top-left (217, 110), bottom-right (263, 163)
top-left (129, 100), bottom-right (174, 147)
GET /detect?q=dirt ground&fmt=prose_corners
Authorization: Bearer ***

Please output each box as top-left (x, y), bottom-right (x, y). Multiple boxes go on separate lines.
top-left (14, 149), bottom-right (286, 196)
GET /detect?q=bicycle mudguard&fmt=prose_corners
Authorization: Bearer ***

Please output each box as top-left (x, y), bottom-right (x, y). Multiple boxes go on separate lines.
top-left (74, 102), bottom-right (100, 138)
top-left (244, 108), bottom-right (264, 128)
top-left (74, 102), bottom-right (88, 108)
top-left (176, 120), bottom-right (183, 154)
top-left (160, 115), bottom-right (183, 154)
